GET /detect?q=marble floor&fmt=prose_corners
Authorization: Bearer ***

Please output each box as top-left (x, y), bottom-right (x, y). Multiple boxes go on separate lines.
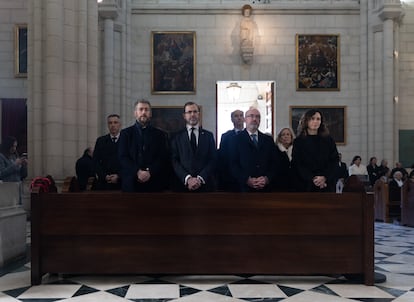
top-left (0, 222), bottom-right (413, 302)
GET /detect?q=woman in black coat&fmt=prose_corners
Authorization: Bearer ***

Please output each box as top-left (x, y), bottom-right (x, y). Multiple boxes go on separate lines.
top-left (291, 109), bottom-right (339, 192)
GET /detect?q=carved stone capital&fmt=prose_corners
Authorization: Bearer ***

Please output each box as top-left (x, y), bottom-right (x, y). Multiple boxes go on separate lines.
top-left (98, 0), bottom-right (118, 20)
top-left (379, 3), bottom-right (402, 21)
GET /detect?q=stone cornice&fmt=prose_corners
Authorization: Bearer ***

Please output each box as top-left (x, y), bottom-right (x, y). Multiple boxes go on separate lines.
top-left (378, 3), bottom-right (402, 21)
top-left (98, 0), bottom-right (119, 20)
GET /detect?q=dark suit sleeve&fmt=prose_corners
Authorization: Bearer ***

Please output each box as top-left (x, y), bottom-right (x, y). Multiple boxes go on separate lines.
top-left (197, 132), bottom-right (217, 182)
top-left (118, 128), bottom-right (139, 191)
top-left (93, 136), bottom-right (106, 181)
top-left (146, 129), bottom-right (169, 178)
top-left (171, 132), bottom-right (190, 183)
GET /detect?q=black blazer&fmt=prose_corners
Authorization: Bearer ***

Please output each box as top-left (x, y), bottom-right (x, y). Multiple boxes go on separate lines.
top-left (230, 129), bottom-right (277, 192)
top-left (292, 134), bottom-right (338, 192)
top-left (93, 134), bottom-right (121, 190)
top-left (118, 123), bottom-right (169, 192)
top-left (171, 127), bottom-right (216, 191)
top-left (218, 129), bottom-right (240, 191)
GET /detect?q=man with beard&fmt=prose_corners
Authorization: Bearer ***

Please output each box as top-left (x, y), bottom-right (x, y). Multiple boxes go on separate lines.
top-left (230, 108), bottom-right (277, 192)
top-left (118, 99), bottom-right (169, 192)
top-left (171, 101), bottom-right (216, 192)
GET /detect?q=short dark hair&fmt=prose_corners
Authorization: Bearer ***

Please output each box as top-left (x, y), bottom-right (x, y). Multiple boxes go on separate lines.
top-left (183, 101), bottom-right (200, 112)
top-left (134, 99), bottom-right (152, 109)
top-left (107, 114), bottom-right (120, 119)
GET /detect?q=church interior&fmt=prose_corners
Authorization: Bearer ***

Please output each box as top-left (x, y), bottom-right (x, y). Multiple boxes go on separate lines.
top-left (1, 0), bottom-right (414, 301)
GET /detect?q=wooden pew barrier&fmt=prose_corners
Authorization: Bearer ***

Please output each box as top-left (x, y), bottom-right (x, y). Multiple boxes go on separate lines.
top-left (401, 180), bottom-right (414, 227)
top-left (31, 191), bottom-right (374, 286)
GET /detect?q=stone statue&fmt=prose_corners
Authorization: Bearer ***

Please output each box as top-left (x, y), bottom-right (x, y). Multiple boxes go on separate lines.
top-left (240, 4), bottom-right (254, 64)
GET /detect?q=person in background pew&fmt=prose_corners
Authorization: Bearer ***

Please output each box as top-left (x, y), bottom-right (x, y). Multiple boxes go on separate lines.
top-left (273, 127), bottom-right (295, 192)
top-left (118, 99), bottom-right (170, 192)
top-left (390, 162), bottom-right (408, 181)
top-left (217, 109), bottom-right (244, 191)
top-left (367, 156), bottom-right (381, 186)
top-left (378, 159), bottom-right (390, 179)
top-left (171, 102), bottom-right (217, 192)
top-left (230, 108), bottom-right (277, 192)
top-left (334, 152), bottom-right (348, 193)
top-left (75, 147), bottom-right (94, 191)
top-left (348, 155), bottom-right (368, 176)
top-left (93, 114), bottom-right (122, 190)
top-left (292, 109), bottom-right (339, 192)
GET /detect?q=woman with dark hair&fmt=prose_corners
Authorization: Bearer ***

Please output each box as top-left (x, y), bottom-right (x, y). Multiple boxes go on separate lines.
top-left (291, 109), bottom-right (339, 192)
top-left (367, 156), bottom-right (380, 186)
top-left (0, 136), bottom-right (28, 182)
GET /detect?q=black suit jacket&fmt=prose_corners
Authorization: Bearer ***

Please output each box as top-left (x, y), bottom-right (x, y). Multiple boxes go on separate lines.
top-left (230, 129), bottom-right (277, 192)
top-left (118, 123), bottom-right (169, 192)
top-left (93, 134), bottom-right (121, 190)
top-left (218, 129), bottom-right (240, 191)
top-left (171, 127), bottom-right (216, 191)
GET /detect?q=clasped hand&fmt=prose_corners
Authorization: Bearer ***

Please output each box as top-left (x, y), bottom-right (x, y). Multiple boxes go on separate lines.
top-left (187, 176), bottom-right (201, 191)
top-left (247, 176), bottom-right (268, 189)
top-left (313, 176), bottom-right (327, 189)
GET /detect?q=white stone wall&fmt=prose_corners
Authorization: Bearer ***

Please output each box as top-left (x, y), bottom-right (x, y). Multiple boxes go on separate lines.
top-left (0, 0), bottom-right (27, 99)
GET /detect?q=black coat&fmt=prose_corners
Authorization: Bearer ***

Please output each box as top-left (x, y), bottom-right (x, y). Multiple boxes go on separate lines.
top-left (118, 122), bottom-right (169, 192)
top-left (230, 129), bottom-right (278, 192)
top-left (218, 129), bottom-right (240, 191)
top-left (93, 134), bottom-right (121, 190)
top-left (292, 134), bottom-right (339, 192)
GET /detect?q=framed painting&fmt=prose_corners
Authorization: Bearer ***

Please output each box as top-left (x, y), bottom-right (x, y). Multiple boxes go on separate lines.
top-left (151, 106), bottom-right (185, 135)
top-left (290, 106), bottom-right (346, 145)
top-left (296, 34), bottom-right (340, 91)
top-left (14, 24), bottom-right (27, 77)
top-left (151, 31), bottom-right (196, 94)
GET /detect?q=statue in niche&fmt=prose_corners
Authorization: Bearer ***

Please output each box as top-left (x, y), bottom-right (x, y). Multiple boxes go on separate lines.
top-left (240, 4), bottom-right (254, 64)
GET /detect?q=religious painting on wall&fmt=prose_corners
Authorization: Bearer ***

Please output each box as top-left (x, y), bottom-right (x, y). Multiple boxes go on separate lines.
top-left (151, 31), bottom-right (196, 94)
top-left (14, 24), bottom-right (27, 77)
top-left (290, 106), bottom-right (346, 145)
top-left (296, 34), bottom-right (340, 91)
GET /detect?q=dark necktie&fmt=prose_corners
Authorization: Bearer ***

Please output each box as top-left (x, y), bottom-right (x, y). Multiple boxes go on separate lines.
top-left (251, 134), bottom-right (258, 146)
top-left (190, 127), bottom-right (197, 153)
top-left (112, 137), bottom-right (117, 143)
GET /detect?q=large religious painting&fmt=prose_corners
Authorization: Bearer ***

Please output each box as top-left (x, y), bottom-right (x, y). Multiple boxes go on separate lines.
top-left (151, 31), bottom-right (196, 94)
top-left (290, 106), bottom-right (346, 145)
top-left (296, 34), bottom-right (340, 91)
top-left (14, 24), bottom-right (27, 77)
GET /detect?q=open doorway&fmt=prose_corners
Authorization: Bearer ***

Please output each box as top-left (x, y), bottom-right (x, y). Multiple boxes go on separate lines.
top-left (216, 81), bottom-right (274, 147)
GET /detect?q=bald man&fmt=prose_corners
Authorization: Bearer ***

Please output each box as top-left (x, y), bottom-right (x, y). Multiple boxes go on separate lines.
top-left (230, 108), bottom-right (278, 192)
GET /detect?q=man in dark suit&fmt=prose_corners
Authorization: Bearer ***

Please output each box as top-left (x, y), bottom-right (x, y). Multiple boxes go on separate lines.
top-left (93, 114), bottom-right (122, 190)
top-left (118, 99), bottom-right (169, 192)
top-left (334, 152), bottom-right (348, 193)
top-left (218, 109), bottom-right (244, 191)
top-left (171, 102), bottom-right (216, 192)
top-left (230, 108), bottom-right (277, 192)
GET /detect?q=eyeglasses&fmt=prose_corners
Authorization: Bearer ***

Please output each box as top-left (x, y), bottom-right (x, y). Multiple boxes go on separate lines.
top-left (185, 110), bottom-right (199, 114)
top-left (245, 114), bottom-right (260, 119)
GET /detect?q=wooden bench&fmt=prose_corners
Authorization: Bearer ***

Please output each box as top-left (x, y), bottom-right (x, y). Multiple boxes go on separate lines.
top-left (401, 180), bottom-right (414, 226)
top-left (31, 191), bottom-right (374, 285)
top-left (373, 179), bottom-right (401, 222)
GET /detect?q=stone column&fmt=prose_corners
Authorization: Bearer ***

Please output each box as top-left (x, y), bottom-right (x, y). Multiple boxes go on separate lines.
top-left (27, 0), bottom-right (98, 180)
top-left (379, 1), bottom-right (402, 165)
top-left (98, 0), bottom-right (118, 132)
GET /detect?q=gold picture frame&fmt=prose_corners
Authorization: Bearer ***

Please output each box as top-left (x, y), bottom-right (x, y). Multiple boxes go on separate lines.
top-left (151, 31), bottom-right (196, 94)
top-left (14, 24), bottom-right (27, 78)
top-left (290, 106), bottom-right (346, 145)
top-left (296, 34), bottom-right (340, 91)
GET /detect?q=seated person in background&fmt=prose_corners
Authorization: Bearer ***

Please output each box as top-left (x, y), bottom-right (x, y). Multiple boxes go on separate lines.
top-left (334, 152), bottom-right (348, 193)
top-left (218, 109), bottom-right (244, 191)
top-left (378, 159), bottom-right (390, 179)
top-left (274, 127), bottom-right (295, 192)
top-left (0, 136), bottom-right (27, 182)
top-left (389, 171), bottom-right (404, 203)
top-left (75, 147), bottom-right (94, 190)
top-left (367, 156), bottom-right (381, 186)
top-left (409, 164), bottom-right (414, 181)
top-left (230, 108), bottom-right (278, 192)
top-left (348, 155), bottom-right (368, 176)
top-left (390, 162), bottom-right (408, 181)
top-left (93, 114), bottom-right (122, 190)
